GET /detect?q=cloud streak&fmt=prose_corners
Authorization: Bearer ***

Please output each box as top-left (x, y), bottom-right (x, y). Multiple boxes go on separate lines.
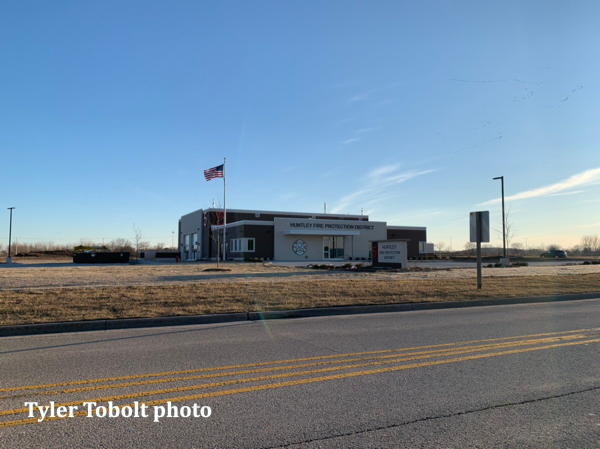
top-left (480, 168), bottom-right (600, 205)
top-left (348, 92), bottom-right (370, 102)
top-left (331, 165), bottom-right (437, 213)
top-left (342, 137), bottom-right (360, 144)
top-left (549, 190), bottom-right (585, 197)
top-left (571, 221), bottom-right (600, 229)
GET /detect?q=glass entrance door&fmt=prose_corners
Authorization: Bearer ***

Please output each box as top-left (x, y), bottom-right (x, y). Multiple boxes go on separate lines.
top-left (323, 236), bottom-right (344, 259)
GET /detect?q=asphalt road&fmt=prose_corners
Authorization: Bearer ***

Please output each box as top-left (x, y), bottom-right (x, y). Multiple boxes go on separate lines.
top-left (276, 260), bottom-right (580, 268)
top-left (2, 299), bottom-right (600, 448)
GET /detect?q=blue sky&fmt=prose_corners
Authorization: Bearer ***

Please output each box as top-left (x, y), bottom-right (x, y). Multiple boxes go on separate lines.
top-left (1, 0), bottom-right (599, 250)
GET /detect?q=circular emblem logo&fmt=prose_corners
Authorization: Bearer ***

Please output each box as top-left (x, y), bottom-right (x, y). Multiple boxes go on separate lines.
top-left (292, 239), bottom-right (307, 256)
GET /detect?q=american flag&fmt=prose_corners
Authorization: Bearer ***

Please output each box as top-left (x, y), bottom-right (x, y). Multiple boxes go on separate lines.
top-left (204, 164), bottom-right (224, 181)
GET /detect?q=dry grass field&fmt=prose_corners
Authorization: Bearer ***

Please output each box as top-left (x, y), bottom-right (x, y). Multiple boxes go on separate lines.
top-left (1, 261), bottom-right (600, 326)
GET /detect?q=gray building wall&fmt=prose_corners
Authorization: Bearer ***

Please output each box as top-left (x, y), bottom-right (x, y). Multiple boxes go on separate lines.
top-left (386, 227), bottom-right (427, 259)
top-left (179, 209), bottom-right (204, 260)
top-left (273, 217), bottom-right (387, 261)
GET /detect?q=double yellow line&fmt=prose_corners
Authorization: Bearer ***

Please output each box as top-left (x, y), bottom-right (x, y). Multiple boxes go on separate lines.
top-left (1, 328), bottom-right (598, 429)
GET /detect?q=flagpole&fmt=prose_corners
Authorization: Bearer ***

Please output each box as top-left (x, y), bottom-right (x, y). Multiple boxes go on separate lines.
top-left (223, 157), bottom-right (227, 261)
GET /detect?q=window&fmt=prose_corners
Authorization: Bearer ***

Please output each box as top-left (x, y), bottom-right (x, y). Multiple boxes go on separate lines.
top-left (323, 236), bottom-right (344, 259)
top-left (230, 238), bottom-right (255, 253)
top-left (192, 233), bottom-right (198, 259)
top-left (183, 235), bottom-right (190, 260)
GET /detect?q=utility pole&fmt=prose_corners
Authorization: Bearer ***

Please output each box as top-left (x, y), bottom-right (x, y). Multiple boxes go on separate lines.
top-left (493, 176), bottom-right (507, 261)
top-left (172, 231), bottom-right (174, 248)
top-left (7, 207), bottom-right (15, 264)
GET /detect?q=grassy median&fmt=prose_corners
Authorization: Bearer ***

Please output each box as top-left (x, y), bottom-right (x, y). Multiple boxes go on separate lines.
top-left (2, 273), bottom-right (600, 326)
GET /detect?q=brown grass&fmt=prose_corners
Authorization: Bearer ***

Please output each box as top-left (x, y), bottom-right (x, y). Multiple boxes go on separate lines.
top-left (0, 262), bottom-right (302, 289)
top-left (2, 273), bottom-right (600, 326)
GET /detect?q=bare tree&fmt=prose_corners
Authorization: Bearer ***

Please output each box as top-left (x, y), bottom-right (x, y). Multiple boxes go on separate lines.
top-left (580, 235), bottom-right (600, 255)
top-left (204, 208), bottom-right (225, 268)
top-left (435, 242), bottom-right (446, 258)
top-left (109, 238), bottom-right (134, 253)
top-left (494, 206), bottom-right (518, 254)
top-left (133, 224), bottom-right (143, 258)
top-left (511, 242), bottom-right (524, 257)
top-left (464, 242), bottom-right (476, 258)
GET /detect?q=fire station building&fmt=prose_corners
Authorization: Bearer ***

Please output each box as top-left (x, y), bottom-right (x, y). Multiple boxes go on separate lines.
top-left (179, 208), bottom-right (426, 262)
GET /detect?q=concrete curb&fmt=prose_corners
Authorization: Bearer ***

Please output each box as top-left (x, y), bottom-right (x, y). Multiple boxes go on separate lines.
top-left (1, 292), bottom-right (599, 338)
top-left (0, 313), bottom-right (248, 337)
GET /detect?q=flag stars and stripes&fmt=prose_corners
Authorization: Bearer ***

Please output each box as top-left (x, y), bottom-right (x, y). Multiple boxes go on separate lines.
top-left (204, 164), bottom-right (224, 181)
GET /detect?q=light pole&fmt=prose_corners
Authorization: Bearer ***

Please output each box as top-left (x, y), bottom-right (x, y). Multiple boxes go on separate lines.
top-left (172, 231), bottom-right (174, 249)
top-left (7, 207), bottom-right (15, 264)
top-left (493, 176), bottom-right (506, 259)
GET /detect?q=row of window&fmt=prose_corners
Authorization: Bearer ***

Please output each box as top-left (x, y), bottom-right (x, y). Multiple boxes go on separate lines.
top-left (230, 238), bottom-right (255, 253)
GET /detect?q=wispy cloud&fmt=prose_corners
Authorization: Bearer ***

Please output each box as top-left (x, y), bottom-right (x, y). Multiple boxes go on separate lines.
top-left (336, 116), bottom-right (358, 125)
top-left (279, 192), bottom-right (298, 201)
top-left (368, 165), bottom-right (401, 178)
top-left (342, 137), bottom-right (360, 144)
top-left (571, 221), bottom-right (600, 229)
top-left (327, 80), bottom-right (360, 89)
top-left (549, 190), bottom-right (585, 197)
top-left (349, 92), bottom-right (370, 102)
top-left (480, 168), bottom-right (600, 205)
top-left (356, 126), bottom-right (381, 134)
top-left (331, 165), bottom-right (437, 213)
top-left (387, 209), bottom-right (451, 223)
top-left (348, 89), bottom-right (378, 103)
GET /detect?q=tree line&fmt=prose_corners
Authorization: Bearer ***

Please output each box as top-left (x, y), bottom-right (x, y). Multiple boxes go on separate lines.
top-left (456, 234), bottom-right (600, 258)
top-left (0, 239), bottom-right (174, 257)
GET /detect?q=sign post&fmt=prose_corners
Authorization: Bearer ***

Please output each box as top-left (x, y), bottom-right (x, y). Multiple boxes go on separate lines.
top-left (470, 211), bottom-right (490, 290)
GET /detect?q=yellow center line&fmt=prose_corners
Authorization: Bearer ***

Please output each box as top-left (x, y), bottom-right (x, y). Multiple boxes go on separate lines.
top-left (2, 336), bottom-right (599, 429)
top-left (1, 327), bottom-right (595, 394)
top-left (0, 334), bottom-right (586, 400)
top-left (0, 334), bottom-right (587, 418)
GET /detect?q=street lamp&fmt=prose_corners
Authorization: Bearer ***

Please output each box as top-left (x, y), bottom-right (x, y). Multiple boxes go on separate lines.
top-left (492, 176), bottom-right (506, 259)
top-left (7, 207), bottom-right (15, 264)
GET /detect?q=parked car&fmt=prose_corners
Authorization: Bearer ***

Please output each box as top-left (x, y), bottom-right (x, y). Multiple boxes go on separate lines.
top-left (540, 250), bottom-right (567, 258)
